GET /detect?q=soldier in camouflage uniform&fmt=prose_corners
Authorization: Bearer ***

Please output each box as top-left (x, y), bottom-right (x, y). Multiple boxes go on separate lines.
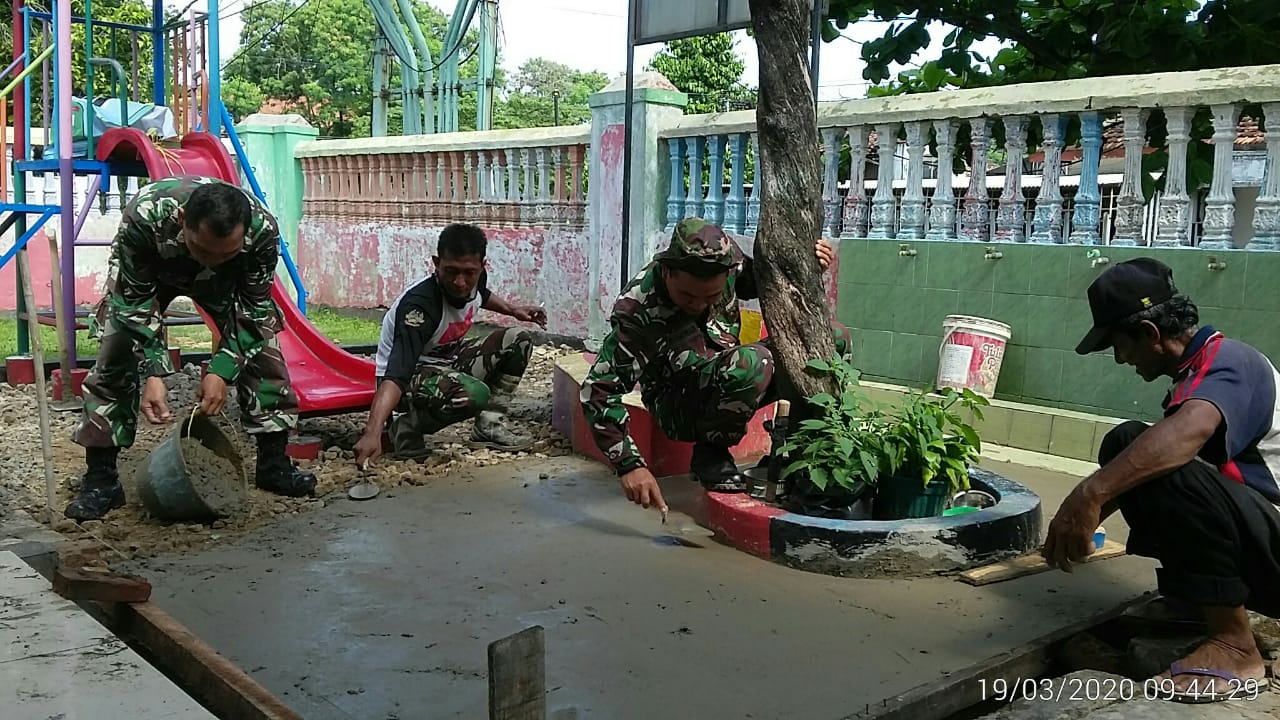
top-left (65, 176), bottom-right (317, 520)
top-left (580, 217), bottom-right (852, 511)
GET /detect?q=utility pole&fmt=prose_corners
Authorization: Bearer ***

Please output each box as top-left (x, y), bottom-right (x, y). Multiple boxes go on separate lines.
top-left (551, 90), bottom-right (560, 126)
top-left (476, 0), bottom-right (499, 130)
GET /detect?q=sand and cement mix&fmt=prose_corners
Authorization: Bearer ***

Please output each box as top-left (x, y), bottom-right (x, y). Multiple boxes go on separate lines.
top-left (179, 437), bottom-right (246, 517)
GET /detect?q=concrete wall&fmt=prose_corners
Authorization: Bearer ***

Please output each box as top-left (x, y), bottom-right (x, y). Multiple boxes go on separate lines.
top-left (297, 220), bottom-right (593, 336)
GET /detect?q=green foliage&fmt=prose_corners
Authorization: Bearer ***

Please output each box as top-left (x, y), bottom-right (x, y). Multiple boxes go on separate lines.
top-left (777, 353), bottom-right (989, 495)
top-left (646, 33), bottom-right (756, 115)
top-left (776, 355), bottom-right (891, 493)
top-left (224, 0), bottom-right (500, 137)
top-left (493, 58), bottom-right (607, 129)
top-left (221, 77), bottom-right (264, 124)
top-left (3, 0), bottom-right (156, 128)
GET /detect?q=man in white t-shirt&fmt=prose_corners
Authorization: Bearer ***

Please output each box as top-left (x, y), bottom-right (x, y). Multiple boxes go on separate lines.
top-left (354, 223), bottom-right (546, 464)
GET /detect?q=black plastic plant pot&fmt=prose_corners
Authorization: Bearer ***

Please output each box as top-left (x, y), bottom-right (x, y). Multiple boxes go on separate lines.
top-left (872, 474), bottom-right (951, 520)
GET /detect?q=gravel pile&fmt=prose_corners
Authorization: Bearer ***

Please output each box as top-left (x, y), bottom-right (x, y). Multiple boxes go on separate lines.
top-left (0, 342), bottom-right (579, 561)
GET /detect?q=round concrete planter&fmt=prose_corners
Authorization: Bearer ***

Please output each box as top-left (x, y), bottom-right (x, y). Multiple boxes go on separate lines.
top-left (704, 466), bottom-right (1042, 579)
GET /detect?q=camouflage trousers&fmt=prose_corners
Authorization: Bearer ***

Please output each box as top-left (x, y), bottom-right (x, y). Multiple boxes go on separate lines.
top-left (391, 327), bottom-right (533, 435)
top-left (650, 321), bottom-right (853, 448)
top-left (73, 286), bottom-right (298, 448)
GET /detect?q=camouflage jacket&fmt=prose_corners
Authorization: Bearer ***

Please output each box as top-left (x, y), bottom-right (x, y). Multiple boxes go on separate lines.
top-left (579, 255), bottom-right (759, 475)
top-left (102, 175), bottom-right (281, 382)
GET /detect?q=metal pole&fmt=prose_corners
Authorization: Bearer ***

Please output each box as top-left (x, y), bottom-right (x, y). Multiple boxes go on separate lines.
top-left (15, 3), bottom-right (30, 355)
top-left (207, 0), bottom-right (220, 135)
top-left (620, 0), bottom-right (636, 290)
top-left (552, 90), bottom-right (560, 126)
top-left (57, 0), bottom-right (74, 367)
top-left (152, 0), bottom-right (164, 105)
top-left (809, 0), bottom-right (823, 104)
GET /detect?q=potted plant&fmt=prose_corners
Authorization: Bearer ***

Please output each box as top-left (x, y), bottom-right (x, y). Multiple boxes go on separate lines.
top-left (772, 355), bottom-right (886, 518)
top-left (774, 354), bottom-right (989, 520)
top-left (870, 384), bottom-right (989, 520)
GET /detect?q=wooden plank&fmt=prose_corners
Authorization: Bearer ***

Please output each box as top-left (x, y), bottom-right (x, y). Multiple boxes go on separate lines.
top-left (957, 540), bottom-right (1127, 586)
top-left (115, 601), bottom-right (303, 720)
top-left (488, 625), bottom-right (546, 720)
top-left (840, 592), bottom-right (1156, 720)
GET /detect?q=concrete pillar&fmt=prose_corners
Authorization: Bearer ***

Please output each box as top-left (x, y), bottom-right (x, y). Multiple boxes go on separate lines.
top-left (234, 113), bottom-right (319, 264)
top-left (585, 72), bottom-right (687, 348)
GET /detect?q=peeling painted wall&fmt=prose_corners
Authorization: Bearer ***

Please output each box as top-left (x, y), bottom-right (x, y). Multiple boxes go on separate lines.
top-left (297, 220), bottom-right (593, 337)
top-left (0, 217), bottom-right (114, 312)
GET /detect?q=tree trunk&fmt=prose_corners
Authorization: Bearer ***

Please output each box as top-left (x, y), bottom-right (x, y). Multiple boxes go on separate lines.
top-left (749, 0), bottom-right (836, 406)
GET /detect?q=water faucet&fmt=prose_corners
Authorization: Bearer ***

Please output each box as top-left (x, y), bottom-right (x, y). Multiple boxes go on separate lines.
top-left (898, 243), bottom-right (917, 257)
top-left (1087, 249), bottom-right (1110, 268)
top-left (983, 246), bottom-right (1003, 260)
top-left (1207, 256), bottom-right (1228, 271)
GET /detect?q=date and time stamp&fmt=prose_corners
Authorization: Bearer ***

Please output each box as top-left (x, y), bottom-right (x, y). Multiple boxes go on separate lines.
top-left (979, 675), bottom-right (1268, 703)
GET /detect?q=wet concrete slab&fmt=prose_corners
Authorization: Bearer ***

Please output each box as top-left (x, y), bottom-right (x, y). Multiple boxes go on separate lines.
top-left (124, 456), bottom-right (1157, 720)
top-left (0, 550), bottom-right (214, 719)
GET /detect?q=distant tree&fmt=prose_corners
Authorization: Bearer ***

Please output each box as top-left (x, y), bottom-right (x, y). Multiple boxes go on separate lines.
top-left (221, 78), bottom-right (264, 123)
top-left (647, 33), bottom-right (756, 114)
top-left (493, 58), bottom-right (607, 129)
top-left (226, 0), bottom-right (501, 137)
top-left (823, 0), bottom-right (1280, 94)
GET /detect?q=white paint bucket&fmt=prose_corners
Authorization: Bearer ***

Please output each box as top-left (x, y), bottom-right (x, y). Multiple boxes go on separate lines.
top-left (936, 315), bottom-right (1012, 398)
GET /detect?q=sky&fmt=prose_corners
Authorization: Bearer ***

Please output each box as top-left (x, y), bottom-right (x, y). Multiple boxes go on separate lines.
top-left (203, 0), bottom-right (1008, 103)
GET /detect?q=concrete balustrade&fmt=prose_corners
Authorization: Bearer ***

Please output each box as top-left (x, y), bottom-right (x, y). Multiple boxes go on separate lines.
top-left (295, 126), bottom-right (590, 232)
top-left (656, 64), bottom-right (1280, 250)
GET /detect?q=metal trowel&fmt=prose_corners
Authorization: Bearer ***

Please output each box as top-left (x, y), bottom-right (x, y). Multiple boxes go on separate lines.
top-left (348, 462), bottom-right (381, 501)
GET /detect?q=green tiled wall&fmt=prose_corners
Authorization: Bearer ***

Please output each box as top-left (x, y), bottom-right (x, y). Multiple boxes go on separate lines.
top-left (836, 239), bottom-right (1280, 423)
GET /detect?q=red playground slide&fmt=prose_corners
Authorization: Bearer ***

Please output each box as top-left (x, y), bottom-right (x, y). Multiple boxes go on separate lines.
top-left (96, 128), bottom-right (377, 416)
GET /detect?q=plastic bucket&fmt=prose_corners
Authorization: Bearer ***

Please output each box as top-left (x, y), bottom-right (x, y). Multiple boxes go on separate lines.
top-left (136, 414), bottom-right (246, 522)
top-left (937, 315), bottom-right (1012, 398)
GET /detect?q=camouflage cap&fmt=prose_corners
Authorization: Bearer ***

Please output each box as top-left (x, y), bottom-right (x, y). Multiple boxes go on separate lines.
top-left (654, 218), bottom-right (738, 268)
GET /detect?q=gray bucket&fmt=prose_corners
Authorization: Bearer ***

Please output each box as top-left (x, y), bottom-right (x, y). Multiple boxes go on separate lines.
top-left (136, 414), bottom-right (247, 522)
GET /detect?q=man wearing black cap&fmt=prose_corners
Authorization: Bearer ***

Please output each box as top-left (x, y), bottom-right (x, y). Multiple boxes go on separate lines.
top-left (1045, 257), bottom-right (1280, 702)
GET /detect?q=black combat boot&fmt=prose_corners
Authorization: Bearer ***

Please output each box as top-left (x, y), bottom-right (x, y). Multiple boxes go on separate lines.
top-left (690, 442), bottom-right (747, 493)
top-left (254, 432), bottom-right (317, 497)
top-left (64, 447), bottom-right (126, 520)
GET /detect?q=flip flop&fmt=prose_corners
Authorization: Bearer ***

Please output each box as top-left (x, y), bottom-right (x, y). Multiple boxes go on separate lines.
top-left (1164, 660), bottom-right (1271, 704)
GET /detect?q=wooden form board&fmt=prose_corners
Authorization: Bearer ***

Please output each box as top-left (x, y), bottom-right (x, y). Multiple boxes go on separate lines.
top-left (489, 625), bottom-right (546, 720)
top-left (957, 540), bottom-right (1128, 586)
top-left (114, 600), bottom-right (303, 720)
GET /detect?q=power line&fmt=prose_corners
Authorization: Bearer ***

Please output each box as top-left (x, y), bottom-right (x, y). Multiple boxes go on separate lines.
top-left (221, 0), bottom-right (313, 71)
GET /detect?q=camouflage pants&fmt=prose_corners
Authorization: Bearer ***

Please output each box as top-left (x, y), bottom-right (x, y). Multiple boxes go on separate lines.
top-left (651, 321), bottom-right (853, 447)
top-left (73, 285), bottom-right (298, 448)
top-left (392, 327), bottom-right (533, 435)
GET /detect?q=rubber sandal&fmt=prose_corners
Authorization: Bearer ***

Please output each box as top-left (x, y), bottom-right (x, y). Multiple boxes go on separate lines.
top-left (1164, 661), bottom-right (1271, 703)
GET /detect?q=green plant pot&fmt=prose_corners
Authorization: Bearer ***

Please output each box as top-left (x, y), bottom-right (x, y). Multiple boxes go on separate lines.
top-left (873, 474), bottom-right (951, 520)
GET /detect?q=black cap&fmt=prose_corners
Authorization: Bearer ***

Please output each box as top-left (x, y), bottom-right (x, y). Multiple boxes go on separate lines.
top-left (1075, 257), bottom-right (1178, 355)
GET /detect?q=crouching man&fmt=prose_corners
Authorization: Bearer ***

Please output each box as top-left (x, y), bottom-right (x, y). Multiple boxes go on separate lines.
top-left (580, 217), bottom-right (852, 512)
top-left (66, 176), bottom-right (316, 520)
top-left (354, 223), bottom-right (547, 466)
top-left (1045, 257), bottom-right (1280, 702)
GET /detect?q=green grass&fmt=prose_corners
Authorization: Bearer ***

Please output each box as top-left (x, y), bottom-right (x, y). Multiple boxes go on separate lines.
top-left (0, 306), bottom-right (385, 359)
